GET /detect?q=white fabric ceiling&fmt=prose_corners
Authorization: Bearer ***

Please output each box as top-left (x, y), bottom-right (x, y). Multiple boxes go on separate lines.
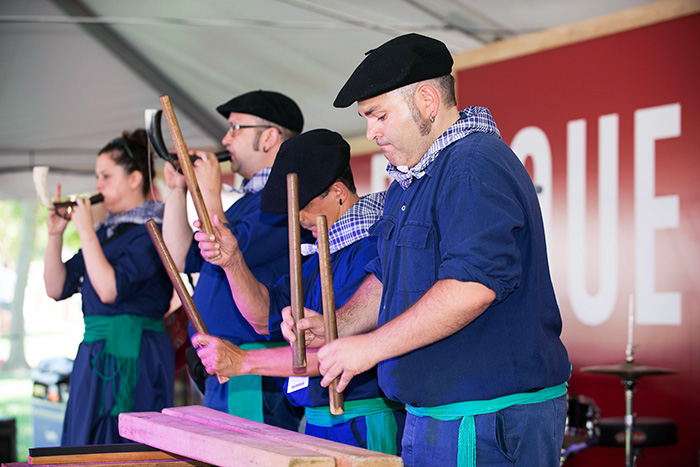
top-left (0, 0), bottom-right (657, 200)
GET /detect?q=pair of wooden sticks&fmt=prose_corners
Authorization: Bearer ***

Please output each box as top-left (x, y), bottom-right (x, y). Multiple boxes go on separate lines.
top-left (145, 95), bottom-right (227, 383)
top-left (287, 173), bottom-right (344, 415)
top-left (148, 95), bottom-right (343, 414)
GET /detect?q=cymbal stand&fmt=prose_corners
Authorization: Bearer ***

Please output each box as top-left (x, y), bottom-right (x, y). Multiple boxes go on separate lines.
top-left (622, 372), bottom-right (637, 467)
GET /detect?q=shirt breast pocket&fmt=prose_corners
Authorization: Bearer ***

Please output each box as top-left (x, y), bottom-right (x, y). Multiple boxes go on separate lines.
top-left (395, 222), bottom-right (436, 294)
top-left (369, 218), bottom-right (394, 261)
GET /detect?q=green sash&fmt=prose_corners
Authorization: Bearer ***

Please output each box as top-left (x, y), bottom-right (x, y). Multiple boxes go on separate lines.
top-left (83, 314), bottom-right (165, 416)
top-left (407, 383), bottom-right (568, 467)
top-left (226, 341), bottom-right (289, 422)
top-left (305, 397), bottom-right (405, 455)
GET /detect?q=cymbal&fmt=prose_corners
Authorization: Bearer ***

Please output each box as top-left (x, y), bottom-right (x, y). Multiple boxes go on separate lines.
top-left (581, 361), bottom-right (677, 380)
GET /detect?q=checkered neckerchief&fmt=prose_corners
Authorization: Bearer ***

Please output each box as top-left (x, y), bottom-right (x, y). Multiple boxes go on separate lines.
top-left (386, 106), bottom-right (502, 190)
top-left (236, 167), bottom-right (272, 194)
top-left (301, 191), bottom-right (386, 256)
top-left (98, 200), bottom-right (164, 238)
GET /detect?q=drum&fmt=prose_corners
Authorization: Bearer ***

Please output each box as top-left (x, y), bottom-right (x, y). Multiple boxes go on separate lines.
top-left (561, 393), bottom-right (600, 464)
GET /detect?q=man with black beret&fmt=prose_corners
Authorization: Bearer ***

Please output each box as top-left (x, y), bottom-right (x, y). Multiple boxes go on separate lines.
top-left (190, 129), bottom-right (405, 454)
top-left (162, 90), bottom-right (310, 431)
top-left (291, 33), bottom-right (571, 466)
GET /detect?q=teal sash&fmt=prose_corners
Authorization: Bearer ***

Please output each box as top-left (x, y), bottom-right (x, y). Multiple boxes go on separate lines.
top-left (407, 383), bottom-right (568, 467)
top-left (305, 397), bottom-right (405, 455)
top-left (226, 341), bottom-right (289, 422)
top-left (83, 314), bottom-right (165, 416)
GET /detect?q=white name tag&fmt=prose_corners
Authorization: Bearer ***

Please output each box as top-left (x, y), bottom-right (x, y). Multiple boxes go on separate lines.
top-left (287, 376), bottom-right (309, 393)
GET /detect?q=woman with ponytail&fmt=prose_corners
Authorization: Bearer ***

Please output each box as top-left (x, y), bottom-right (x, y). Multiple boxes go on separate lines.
top-left (43, 129), bottom-right (175, 445)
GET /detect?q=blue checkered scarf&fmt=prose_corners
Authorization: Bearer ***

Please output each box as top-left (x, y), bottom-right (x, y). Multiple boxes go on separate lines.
top-left (99, 200), bottom-right (164, 238)
top-left (386, 106), bottom-right (502, 190)
top-left (301, 191), bottom-right (386, 256)
top-left (230, 167), bottom-right (271, 194)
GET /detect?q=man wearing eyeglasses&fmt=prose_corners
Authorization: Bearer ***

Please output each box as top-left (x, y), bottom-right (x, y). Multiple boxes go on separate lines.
top-left (191, 129), bottom-right (404, 455)
top-left (162, 90), bottom-right (311, 432)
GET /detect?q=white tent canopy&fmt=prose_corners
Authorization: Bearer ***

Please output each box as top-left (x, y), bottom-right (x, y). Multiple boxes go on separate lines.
top-left (0, 0), bottom-right (656, 200)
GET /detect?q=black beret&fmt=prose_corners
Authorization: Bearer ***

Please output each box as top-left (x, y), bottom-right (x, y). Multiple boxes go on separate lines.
top-left (334, 33), bottom-right (453, 108)
top-left (216, 90), bottom-right (304, 133)
top-left (260, 129), bottom-right (350, 214)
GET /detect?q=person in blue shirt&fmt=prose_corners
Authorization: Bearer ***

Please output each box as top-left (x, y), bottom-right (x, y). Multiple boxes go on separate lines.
top-left (285, 34), bottom-right (571, 466)
top-left (191, 129), bottom-right (404, 455)
top-left (43, 129), bottom-right (175, 445)
top-left (162, 90), bottom-right (308, 431)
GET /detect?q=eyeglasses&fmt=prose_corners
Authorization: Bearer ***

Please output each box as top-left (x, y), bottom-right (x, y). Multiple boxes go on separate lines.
top-left (109, 137), bottom-right (136, 161)
top-left (228, 123), bottom-right (273, 135)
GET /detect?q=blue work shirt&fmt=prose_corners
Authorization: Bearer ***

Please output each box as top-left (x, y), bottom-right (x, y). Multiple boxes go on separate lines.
top-left (185, 189), bottom-right (313, 415)
top-left (268, 235), bottom-right (385, 407)
top-left (185, 190), bottom-right (300, 344)
top-left (367, 131), bottom-right (570, 407)
top-left (63, 223), bottom-right (172, 319)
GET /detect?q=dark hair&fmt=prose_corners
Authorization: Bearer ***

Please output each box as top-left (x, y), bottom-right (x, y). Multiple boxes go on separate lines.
top-left (337, 164), bottom-right (357, 194)
top-left (99, 129), bottom-right (154, 196)
top-left (320, 164), bottom-right (357, 199)
top-left (401, 74), bottom-right (457, 109)
top-left (434, 74), bottom-right (457, 107)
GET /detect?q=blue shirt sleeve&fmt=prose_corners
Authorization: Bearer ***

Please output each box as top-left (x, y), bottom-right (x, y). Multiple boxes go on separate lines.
top-left (266, 256), bottom-right (319, 341)
top-left (185, 192), bottom-right (305, 282)
top-left (435, 137), bottom-right (525, 304)
top-left (60, 224), bottom-right (173, 318)
top-left (61, 252), bottom-right (85, 299)
top-left (110, 227), bottom-right (171, 304)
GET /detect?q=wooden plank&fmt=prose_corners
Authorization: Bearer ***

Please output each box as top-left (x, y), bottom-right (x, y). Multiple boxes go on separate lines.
top-left (119, 412), bottom-right (335, 467)
top-left (28, 444), bottom-right (201, 465)
top-left (9, 461), bottom-right (206, 467)
top-left (452, 0), bottom-right (700, 71)
top-left (162, 406), bottom-right (403, 467)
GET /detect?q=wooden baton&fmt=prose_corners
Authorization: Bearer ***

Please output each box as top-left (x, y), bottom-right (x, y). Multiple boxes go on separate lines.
top-left (316, 215), bottom-right (344, 415)
top-left (146, 219), bottom-right (228, 384)
top-left (158, 95), bottom-right (221, 260)
top-left (287, 173), bottom-right (307, 372)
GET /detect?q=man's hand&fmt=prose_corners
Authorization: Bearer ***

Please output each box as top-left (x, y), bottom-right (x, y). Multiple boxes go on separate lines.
top-left (191, 333), bottom-right (247, 378)
top-left (317, 334), bottom-right (378, 393)
top-left (280, 306), bottom-right (328, 348)
top-left (192, 150), bottom-right (222, 199)
top-left (193, 214), bottom-right (240, 269)
top-left (163, 160), bottom-right (186, 190)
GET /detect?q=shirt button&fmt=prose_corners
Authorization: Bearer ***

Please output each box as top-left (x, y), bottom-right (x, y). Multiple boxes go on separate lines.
top-left (401, 204), bottom-right (406, 212)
